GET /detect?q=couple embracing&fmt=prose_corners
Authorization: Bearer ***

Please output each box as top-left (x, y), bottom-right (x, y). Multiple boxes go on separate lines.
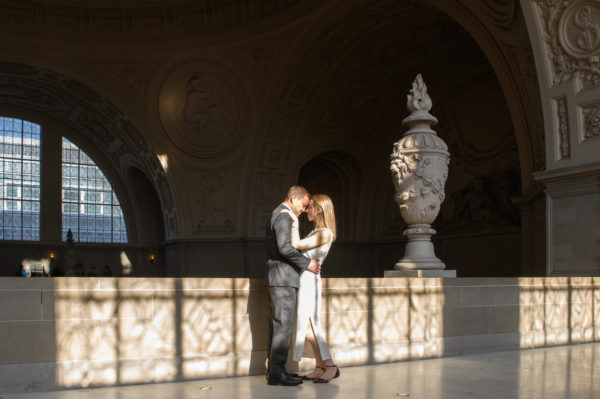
top-left (265, 186), bottom-right (340, 386)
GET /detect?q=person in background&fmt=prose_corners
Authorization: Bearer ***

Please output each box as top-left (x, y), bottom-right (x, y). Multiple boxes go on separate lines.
top-left (17, 264), bottom-right (27, 277)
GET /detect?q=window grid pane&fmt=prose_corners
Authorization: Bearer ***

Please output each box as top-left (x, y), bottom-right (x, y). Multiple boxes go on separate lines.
top-left (0, 117), bottom-right (41, 241)
top-left (61, 137), bottom-right (128, 243)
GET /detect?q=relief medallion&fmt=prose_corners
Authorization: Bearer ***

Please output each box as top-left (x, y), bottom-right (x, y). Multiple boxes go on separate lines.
top-left (559, 0), bottom-right (600, 59)
top-left (159, 61), bottom-right (246, 157)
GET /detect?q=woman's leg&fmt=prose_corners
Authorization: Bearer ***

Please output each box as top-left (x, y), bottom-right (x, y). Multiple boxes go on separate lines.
top-left (306, 318), bottom-right (325, 366)
top-left (306, 318), bottom-right (339, 382)
top-left (299, 318), bottom-right (325, 379)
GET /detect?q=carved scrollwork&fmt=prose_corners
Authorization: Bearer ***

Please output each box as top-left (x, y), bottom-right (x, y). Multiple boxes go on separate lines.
top-left (533, 0), bottom-right (600, 84)
top-left (581, 102), bottom-right (600, 138)
top-left (556, 97), bottom-right (570, 158)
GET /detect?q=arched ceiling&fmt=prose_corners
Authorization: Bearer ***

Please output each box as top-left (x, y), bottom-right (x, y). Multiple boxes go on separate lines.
top-left (245, 0), bottom-right (529, 239)
top-left (0, 0), bottom-right (543, 240)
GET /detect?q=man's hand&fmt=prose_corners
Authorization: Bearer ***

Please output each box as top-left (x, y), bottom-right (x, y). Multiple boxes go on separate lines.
top-left (307, 258), bottom-right (321, 274)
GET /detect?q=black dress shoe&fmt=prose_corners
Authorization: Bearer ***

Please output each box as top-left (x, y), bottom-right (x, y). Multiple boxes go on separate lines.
top-left (267, 371), bottom-right (303, 386)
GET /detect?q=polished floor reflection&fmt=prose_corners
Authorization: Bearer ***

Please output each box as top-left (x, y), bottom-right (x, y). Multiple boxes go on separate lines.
top-left (3, 343), bottom-right (598, 399)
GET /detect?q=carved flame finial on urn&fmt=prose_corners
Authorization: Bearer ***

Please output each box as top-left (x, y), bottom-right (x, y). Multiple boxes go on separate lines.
top-left (403, 74), bottom-right (438, 126)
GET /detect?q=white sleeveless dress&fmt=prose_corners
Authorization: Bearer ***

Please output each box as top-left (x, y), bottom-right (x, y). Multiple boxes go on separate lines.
top-left (293, 228), bottom-right (333, 362)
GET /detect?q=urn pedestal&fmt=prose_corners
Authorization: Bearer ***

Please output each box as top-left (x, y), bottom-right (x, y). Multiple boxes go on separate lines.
top-left (384, 74), bottom-right (455, 278)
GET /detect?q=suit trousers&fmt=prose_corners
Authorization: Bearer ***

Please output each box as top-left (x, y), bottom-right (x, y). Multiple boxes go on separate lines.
top-left (267, 285), bottom-right (297, 374)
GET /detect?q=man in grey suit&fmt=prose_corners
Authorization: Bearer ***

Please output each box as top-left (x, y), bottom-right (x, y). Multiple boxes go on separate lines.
top-left (266, 185), bottom-right (320, 386)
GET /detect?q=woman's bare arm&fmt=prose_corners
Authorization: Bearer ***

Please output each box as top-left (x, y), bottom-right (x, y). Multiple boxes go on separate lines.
top-left (294, 229), bottom-right (332, 251)
top-left (280, 209), bottom-right (332, 251)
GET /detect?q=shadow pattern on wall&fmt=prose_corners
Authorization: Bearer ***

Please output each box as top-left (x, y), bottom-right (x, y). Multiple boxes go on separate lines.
top-left (1, 276), bottom-right (598, 393)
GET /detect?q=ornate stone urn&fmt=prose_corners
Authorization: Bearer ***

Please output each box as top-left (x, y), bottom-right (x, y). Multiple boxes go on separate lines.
top-left (388, 74), bottom-right (452, 275)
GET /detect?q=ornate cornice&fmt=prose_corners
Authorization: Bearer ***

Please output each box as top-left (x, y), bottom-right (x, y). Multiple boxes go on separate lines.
top-left (0, 0), bottom-right (309, 38)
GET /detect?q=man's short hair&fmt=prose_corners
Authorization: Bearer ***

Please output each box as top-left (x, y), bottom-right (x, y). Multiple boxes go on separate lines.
top-left (286, 185), bottom-right (309, 201)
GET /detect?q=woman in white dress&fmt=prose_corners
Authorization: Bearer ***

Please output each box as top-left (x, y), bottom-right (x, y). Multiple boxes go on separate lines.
top-left (282, 193), bottom-right (339, 383)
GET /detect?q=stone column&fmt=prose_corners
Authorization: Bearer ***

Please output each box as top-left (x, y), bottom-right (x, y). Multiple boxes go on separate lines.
top-left (385, 74), bottom-right (455, 278)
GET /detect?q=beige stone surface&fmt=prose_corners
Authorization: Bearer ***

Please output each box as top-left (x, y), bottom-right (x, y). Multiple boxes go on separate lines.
top-left (0, 290), bottom-right (42, 321)
top-left (0, 276), bottom-right (598, 392)
top-left (0, 320), bottom-right (56, 364)
top-left (489, 305), bottom-right (520, 334)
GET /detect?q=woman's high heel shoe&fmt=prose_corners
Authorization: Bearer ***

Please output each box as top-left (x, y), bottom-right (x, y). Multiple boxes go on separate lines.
top-left (301, 366), bottom-right (325, 380)
top-left (313, 365), bottom-right (339, 383)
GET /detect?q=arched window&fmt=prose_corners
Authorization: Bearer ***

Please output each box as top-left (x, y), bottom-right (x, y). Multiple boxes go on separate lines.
top-left (62, 138), bottom-right (127, 243)
top-left (0, 117), bottom-right (41, 240)
top-left (0, 116), bottom-right (128, 243)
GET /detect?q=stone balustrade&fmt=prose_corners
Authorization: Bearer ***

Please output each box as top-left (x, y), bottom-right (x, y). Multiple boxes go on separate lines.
top-left (0, 277), bottom-right (598, 393)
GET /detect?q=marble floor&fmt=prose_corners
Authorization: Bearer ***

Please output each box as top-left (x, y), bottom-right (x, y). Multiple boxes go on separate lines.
top-left (2, 343), bottom-right (598, 399)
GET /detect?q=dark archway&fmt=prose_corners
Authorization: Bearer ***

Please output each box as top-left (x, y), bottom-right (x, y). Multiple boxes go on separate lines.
top-left (298, 150), bottom-right (362, 276)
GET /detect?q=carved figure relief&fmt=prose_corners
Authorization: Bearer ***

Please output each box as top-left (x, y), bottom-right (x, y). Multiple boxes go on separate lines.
top-left (181, 75), bottom-right (231, 143)
top-left (191, 173), bottom-right (235, 233)
top-left (435, 174), bottom-right (521, 233)
top-left (581, 102), bottom-right (600, 138)
top-left (159, 61), bottom-right (247, 157)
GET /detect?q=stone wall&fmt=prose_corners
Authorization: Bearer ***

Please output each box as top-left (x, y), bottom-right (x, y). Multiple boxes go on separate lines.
top-left (0, 276), bottom-right (598, 394)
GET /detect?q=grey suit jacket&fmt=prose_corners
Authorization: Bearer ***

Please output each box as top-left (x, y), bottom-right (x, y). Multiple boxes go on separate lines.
top-left (265, 203), bottom-right (311, 288)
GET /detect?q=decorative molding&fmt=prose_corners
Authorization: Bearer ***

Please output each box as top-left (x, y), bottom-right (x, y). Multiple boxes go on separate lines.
top-left (0, 0), bottom-right (309, 38)
top-left (533, 0), bottom-right (600, 85)
top-left (555, 97), bottom-right (570, 158)
top-left (581, 102), bottom-right (600, 139)
top-left (479, 0), bottom-right (521, 30)
top-left (533, 160), bottom-right (600, 182)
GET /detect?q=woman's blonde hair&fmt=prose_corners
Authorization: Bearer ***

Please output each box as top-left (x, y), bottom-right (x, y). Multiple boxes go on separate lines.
top-left (311, 194), bottom-right (336, 241)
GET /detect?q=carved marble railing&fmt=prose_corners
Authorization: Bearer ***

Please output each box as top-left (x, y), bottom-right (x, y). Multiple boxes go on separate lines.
top-left (0, 276), bottom-right (598, 394)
